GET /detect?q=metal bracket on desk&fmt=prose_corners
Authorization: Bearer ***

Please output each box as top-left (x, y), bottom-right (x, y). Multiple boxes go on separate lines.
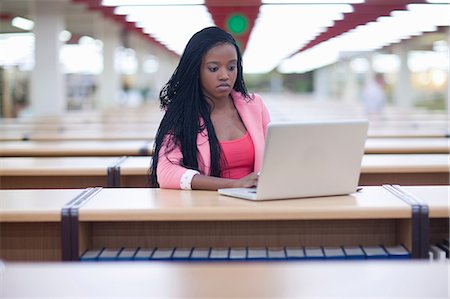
top-left (383, 184), bottom-right (430, 259)
top-left (138, 140), bottom-right (154, 156)
top-left (107, 156), bottom-right (128, 187)
top-left (61, 187), bottom-right (102, 261)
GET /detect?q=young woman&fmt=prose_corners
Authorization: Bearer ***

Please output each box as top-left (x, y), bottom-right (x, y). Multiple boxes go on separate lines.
top-left (150, 26), bottom-right (271, 190)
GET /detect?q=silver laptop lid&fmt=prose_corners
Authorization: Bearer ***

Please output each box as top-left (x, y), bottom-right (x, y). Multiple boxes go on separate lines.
top-left (254, 119), bottom-right (368, 200)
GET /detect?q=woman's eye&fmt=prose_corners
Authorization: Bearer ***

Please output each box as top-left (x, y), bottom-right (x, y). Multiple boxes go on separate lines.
top-left (208, 67), bottom-right (218, 72)
top-left (228, 65), bottom-right (236, 71)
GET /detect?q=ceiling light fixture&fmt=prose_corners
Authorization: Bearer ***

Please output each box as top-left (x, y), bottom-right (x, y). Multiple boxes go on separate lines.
top-left (11, 17), bottom-right (34, 31)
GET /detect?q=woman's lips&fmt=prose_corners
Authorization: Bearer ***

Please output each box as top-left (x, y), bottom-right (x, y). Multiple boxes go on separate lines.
top-left (217, 84), bottom-right (230, 91)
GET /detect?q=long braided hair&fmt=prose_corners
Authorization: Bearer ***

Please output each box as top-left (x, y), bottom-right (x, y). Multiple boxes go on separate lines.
top-left (149, 26), bottom-right (250, 187)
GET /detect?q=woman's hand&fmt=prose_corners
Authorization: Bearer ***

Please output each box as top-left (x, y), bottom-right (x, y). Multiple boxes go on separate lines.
top-left (232, 172), bottom-right (259, 188)
top-left (191, 172), bottom-right (259, 190)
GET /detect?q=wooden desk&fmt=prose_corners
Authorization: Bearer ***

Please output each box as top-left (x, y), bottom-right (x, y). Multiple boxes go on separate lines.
top-left (0, 102), bottom-right (163, 125)
top-left (368, 119), bottom-right (449, 128)
top-left (0, 189), bottom-right (84, 261)
top-left (0, 131), bottom-right (24, 141)
top-left (0, 122), bottom-right (160, 132)
top-left (117, 156), bottom-right (153, 187)
top-left (364, 138), bottom-right (449, 154)
top-left (397, 185), bottom-right (449, 253)
top-left (0, 128), bottom-right (157, 141)
top-left (0, 140), bottom-right (153, 157)
top-left (0, 138), bottom-right (445, 158)
top-left (367, 127), bottom-right (448, 138)
top-left (0, 157), bottom-right (121, 189)
top-left (116, 154), bottom-right (450, 187)
top-left (75, 187), bottom-right (414, 259)
top-left (26, 129), bottom-right (156, 141)
top-left (397, 185), bottom-right (449, 218)
top-left (1, 154), bottom-right (447, 189)
top-left (2, 261), bottom-right (448, 298)
top-left (360, 154), bottom-right (450, 186)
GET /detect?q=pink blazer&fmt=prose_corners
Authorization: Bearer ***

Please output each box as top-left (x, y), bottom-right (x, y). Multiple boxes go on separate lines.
top-left (157, 90), bottom-right (271, 189)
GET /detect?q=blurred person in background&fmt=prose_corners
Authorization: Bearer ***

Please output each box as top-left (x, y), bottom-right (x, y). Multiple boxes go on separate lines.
top-left (362, 73), bottom-right (386, 117)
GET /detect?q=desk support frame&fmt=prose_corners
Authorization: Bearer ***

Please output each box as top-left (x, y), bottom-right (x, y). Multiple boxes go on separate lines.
top-left (383, 184), bottom-right (430, 259)
top-left (61, 187), bottom-right (102, 261)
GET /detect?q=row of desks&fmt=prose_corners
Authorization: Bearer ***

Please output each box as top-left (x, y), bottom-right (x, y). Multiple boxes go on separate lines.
top-left (0, 154), bottom-right (449, 189)
top-left (0, 140), bottom-right (154, 157)
top-left (0, 138), bottom-right (449, 157)
top-left (0, 185), bottom-right (448, 262)
top-left (1, 104), bottom-right (448, 141)
top-left (2, 115), bottom-right (447, 128)
top-left (1, 101), bottom-right (448, 297)
top-left (1, 126), bottom-right (449, 141)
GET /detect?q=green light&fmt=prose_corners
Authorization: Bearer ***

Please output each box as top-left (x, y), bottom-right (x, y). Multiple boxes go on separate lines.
top-left (226, 14), bottom-right (248, 36)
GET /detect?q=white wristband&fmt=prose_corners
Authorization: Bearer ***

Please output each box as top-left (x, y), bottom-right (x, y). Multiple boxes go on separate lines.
top-left (180, 169), bottom-right (200, 190)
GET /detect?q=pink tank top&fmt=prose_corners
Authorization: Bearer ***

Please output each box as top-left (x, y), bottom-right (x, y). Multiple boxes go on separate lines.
top-left (220, 131), bottom-right (255, 179)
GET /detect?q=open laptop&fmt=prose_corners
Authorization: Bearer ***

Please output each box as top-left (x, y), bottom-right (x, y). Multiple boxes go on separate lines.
top-left (218, 119), bottom-right (369, 201)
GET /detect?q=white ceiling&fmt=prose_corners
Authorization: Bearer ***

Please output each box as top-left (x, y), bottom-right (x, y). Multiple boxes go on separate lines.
top-left (0, 0), bottom-right (449, 74)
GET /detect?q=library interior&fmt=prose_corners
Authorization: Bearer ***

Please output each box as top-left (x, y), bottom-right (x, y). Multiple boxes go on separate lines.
top-left (0, 0), bottom-right (449, 297)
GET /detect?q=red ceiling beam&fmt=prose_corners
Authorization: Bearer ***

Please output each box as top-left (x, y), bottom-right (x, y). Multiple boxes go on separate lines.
top-left (0, 12), bottom-right (13, 21)
top-left (293, 0), bottom-right (428, 55)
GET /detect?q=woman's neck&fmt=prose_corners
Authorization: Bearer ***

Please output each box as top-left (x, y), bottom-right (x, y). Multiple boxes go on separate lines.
top-left (206, 94), bottom-right (234, 112)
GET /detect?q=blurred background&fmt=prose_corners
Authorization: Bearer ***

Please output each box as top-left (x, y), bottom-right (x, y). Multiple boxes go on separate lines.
top-left (0, 0), bottom-right (448, 118)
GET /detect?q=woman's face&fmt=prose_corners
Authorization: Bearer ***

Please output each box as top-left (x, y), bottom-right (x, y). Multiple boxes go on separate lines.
top-left (200, 43), bottom-right (238, 101)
